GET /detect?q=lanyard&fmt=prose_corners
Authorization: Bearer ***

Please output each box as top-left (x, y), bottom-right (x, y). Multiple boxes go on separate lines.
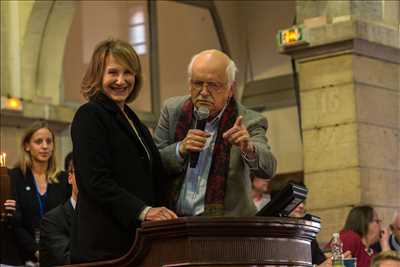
top-left (33, 177), bottom-right (48, 218)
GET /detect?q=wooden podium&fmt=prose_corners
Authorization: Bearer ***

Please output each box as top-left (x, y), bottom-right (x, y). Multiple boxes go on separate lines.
top-left (67, 216), bottom-right (320, 267)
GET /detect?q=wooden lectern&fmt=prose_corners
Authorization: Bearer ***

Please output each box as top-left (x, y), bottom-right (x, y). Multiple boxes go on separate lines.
top-left (67, 216), bottom-right (320, 267)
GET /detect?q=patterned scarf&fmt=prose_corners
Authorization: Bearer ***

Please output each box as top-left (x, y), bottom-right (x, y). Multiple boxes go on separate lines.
top-left (172, 97), bottom-right (238, 216)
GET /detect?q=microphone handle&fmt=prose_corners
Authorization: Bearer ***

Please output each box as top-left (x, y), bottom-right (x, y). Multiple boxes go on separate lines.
top-left (189, 119), bottom-right (207, 168)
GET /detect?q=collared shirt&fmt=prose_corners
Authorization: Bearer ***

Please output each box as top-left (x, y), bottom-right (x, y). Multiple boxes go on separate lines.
top-left (176, 110), bottom-right (222, 216)
top-left (175, 105), bottom-right (259, 216)
top-left (390, 234), bottom-right (400, 251)
top-left (70, 197), bottom-right (76, 210)
top-left (253, 193), bottom-right (271, 211)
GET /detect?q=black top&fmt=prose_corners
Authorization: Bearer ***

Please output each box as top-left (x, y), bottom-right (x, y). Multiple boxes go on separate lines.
top-left (10, 167), bottom-right (70, 262)
top-left (1, 168), bottom-right (23, 265)
top-left (70, 92), bottom-right (166, 263)
top-left (1, 217), bottom-right (23, 265)
top-left (311, 239), bottom-right (326, 264)
top-left (40, 200), bottom-right (74, 267)
top-left (371, 234), bottom-right (400, 252)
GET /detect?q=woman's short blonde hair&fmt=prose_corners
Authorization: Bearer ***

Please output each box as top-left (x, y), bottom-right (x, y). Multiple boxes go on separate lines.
top-left (18, 121), bottom-right (59, 183)
top-left (371, 251), bottom-right (400, 267)
top-left (81, 39), bottom-right (143, 103)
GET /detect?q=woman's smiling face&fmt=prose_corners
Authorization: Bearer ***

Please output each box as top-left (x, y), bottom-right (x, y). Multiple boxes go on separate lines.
top-left (102, 54), bottom-right (135, 108)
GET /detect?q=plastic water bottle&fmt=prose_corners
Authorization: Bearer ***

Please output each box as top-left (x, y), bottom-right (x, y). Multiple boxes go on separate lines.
top-left (331, 233), bottom-right (344, 267)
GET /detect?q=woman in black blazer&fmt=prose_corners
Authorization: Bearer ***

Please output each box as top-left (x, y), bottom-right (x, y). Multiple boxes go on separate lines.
top-left (9, 121), bottom-right (70, 264)
top-left (70, 39), bottom-right (176, 263)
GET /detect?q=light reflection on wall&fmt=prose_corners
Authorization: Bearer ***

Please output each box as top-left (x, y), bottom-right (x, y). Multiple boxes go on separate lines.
top-left (129, 7), bottom-right (147, 55)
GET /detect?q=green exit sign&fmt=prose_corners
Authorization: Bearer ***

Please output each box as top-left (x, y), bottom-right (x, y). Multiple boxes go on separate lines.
top-left (277, 26), bottom-right (308, 48)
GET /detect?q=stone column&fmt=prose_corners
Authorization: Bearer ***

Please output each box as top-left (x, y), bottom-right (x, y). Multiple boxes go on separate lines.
top-left (1, 0), bottom-right (21, 98)
top-left (280, 0), bottom-right (399, 241)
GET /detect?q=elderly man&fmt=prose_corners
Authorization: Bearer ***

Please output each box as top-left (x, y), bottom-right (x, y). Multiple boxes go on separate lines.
top-left (154, 49), bottom-right (276, 217)
top-left (389, 210), bottom-right (400, 251)
top-left (372, 210), bottom-right (400, 253)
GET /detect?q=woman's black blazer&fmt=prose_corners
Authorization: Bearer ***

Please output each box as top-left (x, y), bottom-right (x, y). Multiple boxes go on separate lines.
top-left (70, 92), bottom-right (166, 263)
top-left (9, 167), bottom-right (70, 262)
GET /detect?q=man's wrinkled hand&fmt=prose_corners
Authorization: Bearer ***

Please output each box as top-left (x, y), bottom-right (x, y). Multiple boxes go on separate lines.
top-left (178, 129), bottom-right (210, 157)
top-left (223, 116), bottom-right (254, 155)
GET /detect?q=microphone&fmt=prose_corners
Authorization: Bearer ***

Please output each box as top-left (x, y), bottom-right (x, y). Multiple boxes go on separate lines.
top-left (189, 106), bottom-right (209, 168)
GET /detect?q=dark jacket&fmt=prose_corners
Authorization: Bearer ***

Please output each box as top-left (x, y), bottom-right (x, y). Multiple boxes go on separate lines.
top-left (70, 92), bottom-right (165, 263)
top-left (371, 234), bottom-right (400, 252)
top-left (1, 168), bottom-right (23, 265)
top-left (10, 167), bottom-right (70, 262)
top-left (311, 239), bottom-right (326, 264)
top-left (40, 200), bottom-right (74, 267)
top-left (1, 218), bottom-right (23, 265)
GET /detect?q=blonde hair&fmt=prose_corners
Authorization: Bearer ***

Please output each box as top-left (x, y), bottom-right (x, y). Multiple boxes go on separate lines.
top-left (371, 251), bottom-right (400, 267)
top-left (18, 121), bottom-right (59, 183)
top-left (81, 38), bottom-right (143, 103)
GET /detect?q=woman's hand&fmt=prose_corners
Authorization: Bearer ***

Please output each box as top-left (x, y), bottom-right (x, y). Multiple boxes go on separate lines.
top-left (343, 250), bottom-right (352, 258)
top-left (379, 227), bottom-right (391, 251)
top-left (318, 257), bottom-right (332, 267)
top-left (144, 207), bottom-right (177, 221)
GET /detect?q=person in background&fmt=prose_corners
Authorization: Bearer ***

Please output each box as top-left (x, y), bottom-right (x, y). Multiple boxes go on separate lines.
top-left (70, 39), bottom-right (176, 263)
top-left (388, 211), bottom-right (400, 251)
top-left (338, 205), bottom-right (390, 267)
top-left (372, 210), bottom-right (400, 253)
top-left (251, 176), bottom-right (270, 211)
top-left (154, 49), bottom-right (276, 217)
top-left (63, 152), bottom-right (73, 177)
top-left (268, 178), bottom-right (351, 266)
top-left (9, 121), bottom-right (70, 266)
top-left (39, 152), bottom-right (77, 267)
top-left (370, 251), bottom-right (400, 267)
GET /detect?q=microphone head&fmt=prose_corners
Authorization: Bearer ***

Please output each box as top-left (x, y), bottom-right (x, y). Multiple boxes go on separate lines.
top-left (196, 106), bottom-right (210, 120)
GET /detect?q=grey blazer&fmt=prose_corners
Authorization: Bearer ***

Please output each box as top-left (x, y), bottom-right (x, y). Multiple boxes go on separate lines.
top-left (154, 96), bottom-right (277, 216)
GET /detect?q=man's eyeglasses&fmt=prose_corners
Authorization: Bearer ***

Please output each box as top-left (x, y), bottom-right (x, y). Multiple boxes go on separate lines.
top-left (190, 80), bottom-right (227, 93)
top-left (390, 224), bottom-right (400, 232)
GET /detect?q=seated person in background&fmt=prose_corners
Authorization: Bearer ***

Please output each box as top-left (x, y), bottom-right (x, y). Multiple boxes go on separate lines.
top-left (370, 251), bottom-right (400, 267)
top-left (337, 205), bottom-right (390, 267)
top-left (154, 49), bottom-right (277, 217)
top-left (63, 152), bottom-right (73, 178)
top-left (388, 211), bottom-right (400, 251)
top-left (251, 176), bottom-right (270, 211)
top-left (268, 178), bottom-right (351, 266)
top-left (39, 153), bottom-right (77, 267)
top-left (372, 210), bottom-right (400, 253)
